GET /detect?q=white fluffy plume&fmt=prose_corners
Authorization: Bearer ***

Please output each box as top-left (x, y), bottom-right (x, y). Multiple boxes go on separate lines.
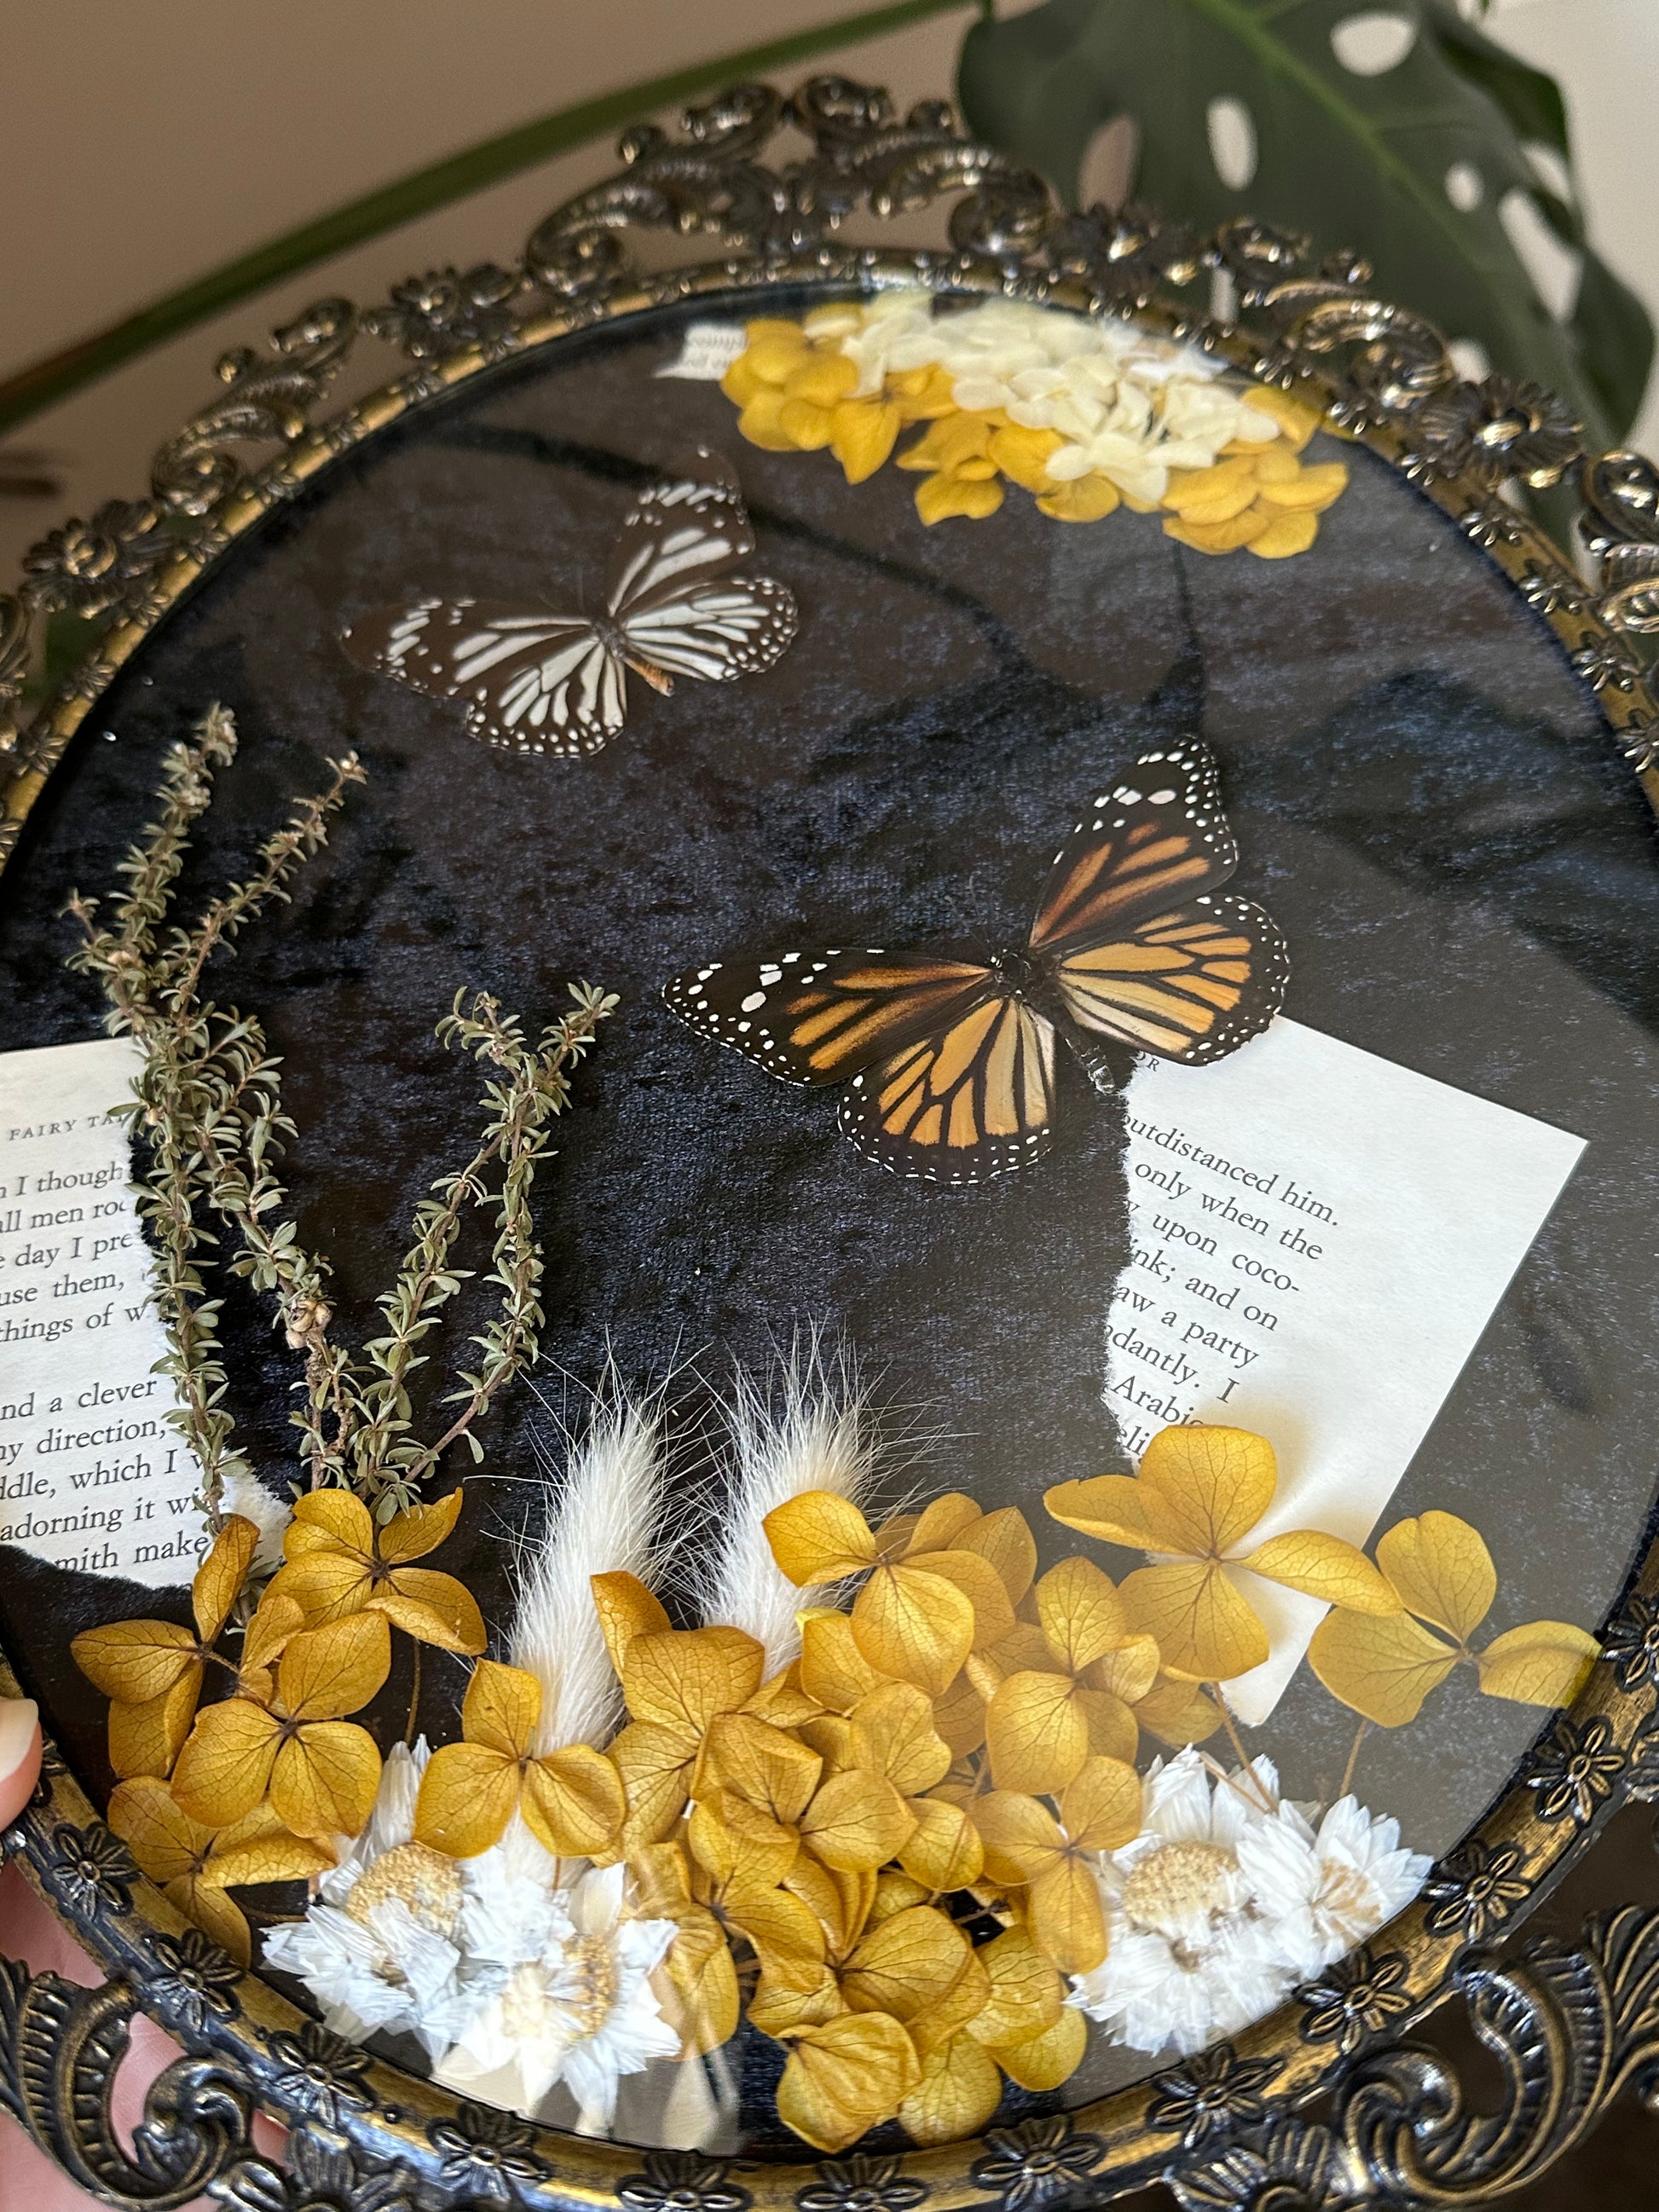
top-left (697, 1341), bottom-right (876, 1672)
top-left (510, 1374), bottom-right (666, 1753)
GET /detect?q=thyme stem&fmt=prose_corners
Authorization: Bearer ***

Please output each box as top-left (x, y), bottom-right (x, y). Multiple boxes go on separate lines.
top-left (66, 702), bottom-right (616, 1522)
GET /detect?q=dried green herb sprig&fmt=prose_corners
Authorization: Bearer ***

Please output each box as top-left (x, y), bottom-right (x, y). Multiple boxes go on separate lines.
top-left (66, 702), bottom-right (615, 1525)
top-left (342, 985), bottom-right (616, 1517)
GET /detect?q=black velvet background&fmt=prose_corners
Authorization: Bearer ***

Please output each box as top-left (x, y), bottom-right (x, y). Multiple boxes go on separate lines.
top-left (1, 291), bottom-right (1656, 2118)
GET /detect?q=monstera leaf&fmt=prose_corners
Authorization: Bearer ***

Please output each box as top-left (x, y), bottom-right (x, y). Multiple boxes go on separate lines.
top-left (959, 0), bottom-right (1651, 453)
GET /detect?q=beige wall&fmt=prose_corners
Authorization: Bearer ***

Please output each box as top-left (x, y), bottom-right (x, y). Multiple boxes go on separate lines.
top-left (3, 0), bottom-right (1654, 577)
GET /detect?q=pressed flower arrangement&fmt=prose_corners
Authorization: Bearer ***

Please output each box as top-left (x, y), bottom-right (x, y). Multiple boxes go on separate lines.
top-left (64, 710), bottom-right (1604, 2158)
top-left (720, 295), bottom-right (1350, 552)
top-left (77, 1394), bottom-right (1601, 2151)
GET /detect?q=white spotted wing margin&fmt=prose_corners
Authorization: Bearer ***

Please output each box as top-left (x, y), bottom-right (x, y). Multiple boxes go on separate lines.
top-left (660, 946), bottom-right (1059, 1186)
top-left (338, 448), bottom-right (797, 758)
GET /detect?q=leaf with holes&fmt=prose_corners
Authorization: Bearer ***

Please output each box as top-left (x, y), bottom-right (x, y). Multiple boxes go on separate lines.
top-left (958, 0), bottom-right (1652, 449)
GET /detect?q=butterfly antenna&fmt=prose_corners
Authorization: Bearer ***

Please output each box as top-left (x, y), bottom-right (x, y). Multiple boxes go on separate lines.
top-left (1151, 540), bottom-right (1208, 734)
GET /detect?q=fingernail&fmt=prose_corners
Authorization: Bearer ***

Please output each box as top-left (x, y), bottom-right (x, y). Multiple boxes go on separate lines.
top-left (0, 1700), bottom-right (38, 1778)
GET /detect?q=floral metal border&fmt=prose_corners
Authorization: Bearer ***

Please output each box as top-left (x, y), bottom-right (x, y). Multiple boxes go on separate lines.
top-left (3, 72), bottom-right (1659, 2212)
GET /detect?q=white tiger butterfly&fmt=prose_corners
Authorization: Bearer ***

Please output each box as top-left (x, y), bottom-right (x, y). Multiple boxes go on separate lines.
top-left (339, 449), bottom-right (798, 757)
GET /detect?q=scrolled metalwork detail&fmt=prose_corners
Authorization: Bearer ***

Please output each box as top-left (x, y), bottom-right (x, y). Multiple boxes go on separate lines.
top-left (1580, 449), bottom-right (1659, 633)
top-left (787, 76), bottom-right (1051, 260)
top-left (1298, 1949), bottom-right (1413, 2058)
top-left (1421, 1838), bottom-right (1532, 1944)
top-left (1037, 200), bottom-right (1204, 309)
top-left (0, 594), bottom-right (29, 755)
top-left (1144, 2045), bottom-right (1285, 2153)
top-left (19, 496), bottom-right (177, 619)
top-left (525, 83), bottom-right (789, 297)
top-left (795, 2151), bottom-right (927, 2212)
top-left (968, 2115), bottom-right (1107, 2211)
top-left (38, 1816), bottom-right (137, 1917)
top-left (619, 2149), bottom-right (754, 2212)
top-left (0, 1959), bottom-right (252, 2207)
top-left (150, 296), bottom-right (357, 515)
top-left (1215, 218), bottom-right (1455, 419)
top-left (210, 2125), bottom-right (416, 2212)
top-left (1407, 374), bottom-right (1584, 488)
top-left (361, 263), bottom-right (526, 361)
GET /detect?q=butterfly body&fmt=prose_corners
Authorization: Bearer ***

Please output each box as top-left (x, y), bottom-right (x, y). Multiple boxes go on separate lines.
top-left (664, 741), bottom-right (1288, 1186)
top-left (339, 452), bottom-right (796, 756)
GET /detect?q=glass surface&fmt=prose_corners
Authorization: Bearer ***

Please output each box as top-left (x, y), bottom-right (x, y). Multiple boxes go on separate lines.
top-left (0, 289), bottom-right (1654, 2135)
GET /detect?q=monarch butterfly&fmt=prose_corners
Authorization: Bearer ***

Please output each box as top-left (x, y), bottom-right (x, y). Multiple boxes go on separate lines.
top-left (338, 449), bottom-right (797, 756)
top-left (662, 740), bottom-right (1288, 1184)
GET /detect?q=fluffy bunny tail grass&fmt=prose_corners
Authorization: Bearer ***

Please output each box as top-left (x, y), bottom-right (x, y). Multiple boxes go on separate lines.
top-left (700, 1337), bottom-right (876, 1673)
top-left (510, 1369), bottom-right (668, 1753)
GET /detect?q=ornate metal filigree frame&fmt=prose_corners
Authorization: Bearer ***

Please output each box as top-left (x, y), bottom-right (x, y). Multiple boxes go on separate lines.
top-left (3, 75), bottom-right (1659, 2212)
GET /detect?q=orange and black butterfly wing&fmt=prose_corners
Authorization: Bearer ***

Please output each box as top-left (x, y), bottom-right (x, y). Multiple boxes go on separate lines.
top-left (662, 948), bottom-right (997, 1086)
top-left (841, 993), bottom-right (1058, 1184)
top-left (1027, 738), bottom-right (1237, 958)
top-left (1053, 892), bottom-right (1289, 1066)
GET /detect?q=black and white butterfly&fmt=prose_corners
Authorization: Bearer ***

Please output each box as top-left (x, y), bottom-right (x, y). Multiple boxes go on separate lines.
top-left (338, 450), bottom-right (797, 757)
top-left (663, 741), bottom-right (1288, 1185)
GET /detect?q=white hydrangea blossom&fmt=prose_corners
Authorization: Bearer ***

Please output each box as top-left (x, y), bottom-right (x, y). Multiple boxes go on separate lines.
top-left (816, 293), bottom-right (1283, 503)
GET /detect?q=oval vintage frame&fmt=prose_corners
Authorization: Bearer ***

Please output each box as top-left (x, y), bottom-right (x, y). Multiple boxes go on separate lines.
top-left (3, 74), bottom-right (1659, 2212)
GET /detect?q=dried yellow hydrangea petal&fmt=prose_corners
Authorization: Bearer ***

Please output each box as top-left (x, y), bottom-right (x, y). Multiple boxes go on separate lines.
top-left (1376, 1511), bottom-right (1497, 1643)
top-left (737, 391), bottom-right (801, 451)
top-left (966, 1927), bottom-right (1063, 2049)
top-left (274, 1718), bottom-right (384, 1841)
top-left (853, 1560), bottom-right (975, 1692)
top-left (1243, 1530), bottom-right (1400, 1614)
top-left (74, 1619), bottom-right (199, 1707)
top-left (1059, 1754), bottom-right (1142, 1851)
top-left (801, 1770), bottom-right (916, 1871)
top-left (986, 1671), bottom-right (1090, 1795)
top-left (897, 411), bottom-right (995, 475)
top-left (848, 1681), bottom-right (951, 1795)
top-left (830, 398), bottom-right (901, 483)
top-left (898, 1794), bottom-right (984, 1890)
top-left (413, 1738), bottom-right (522, 1855)
top-left (1246, 511), bottom-right (1321, 559)
top-left (1027, 1852), bottom-right (1107, 1974)
top-left (766, 1493), bottom-right (881, 1585)
top-left (107, 1674), bottom-right (201, 1780)
top-left (1120, 1557), bottom-right (1270, 1683)
top-left (193, 1516), bottom-right (257, 1643)
top-left (520, 1743), bottom-right (626, 1859)
top-left (1043, 1473), bottom-right (1153, 1549)
top-left (591, 1570), bottom-right (671, 1681)
top-left (890, 363), bottom-right (959, 422)
top-left (1165, 509), bottom-right (1272, 554)
top-left (1255, 460), bottom-right (1350, 511)
top-left (914, 472), bottom-right (1005, 526)
top-left (1238, 383), bottom-right (1325, 449)
top-left (1035, 476), bottom-right (1123, 522)
top-left (1477, 1620), bottom-right (1599, 1707)
top-left (898, 2033), bottom-right (1003, 2146)
top-left (785, 352), bottom-right (861, 407)
top-left (777, 2011), bottom-right (920, 2153)
top-left (1308, 1605), bottom-right (1460, 1726)
top-left (987, 422), bottom-right (1065, 491)
top-left (996, 2004), bottom-right (1089, 2091)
